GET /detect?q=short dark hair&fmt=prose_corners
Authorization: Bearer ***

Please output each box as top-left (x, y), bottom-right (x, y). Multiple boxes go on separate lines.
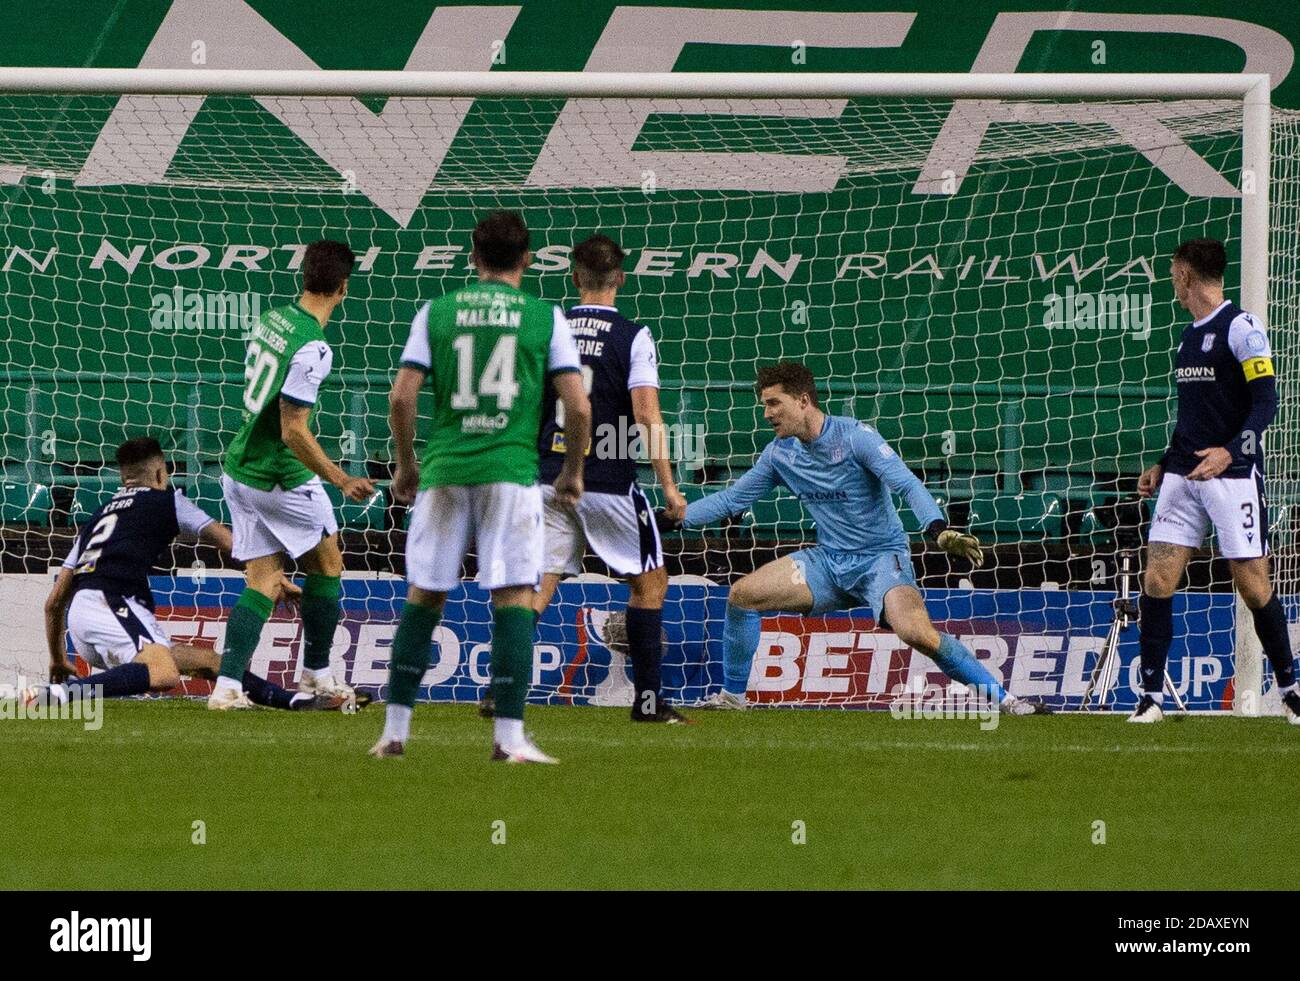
top-left (755, 362), bottom-right (819, 407)
top-left (1173, 238), bottom-right (1227, 282)
top-left (116, 436), bottom-right (164, 476)
top-left (302, 239), bottom-right (355, 294)
top-left (472, 210), bottom-right (530, 272)
top-left (573, 234), bottom-right (626, 290)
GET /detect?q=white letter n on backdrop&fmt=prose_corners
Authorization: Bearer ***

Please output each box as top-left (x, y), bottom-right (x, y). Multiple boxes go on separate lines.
top-left (75, 0), bottom-right (522, 226)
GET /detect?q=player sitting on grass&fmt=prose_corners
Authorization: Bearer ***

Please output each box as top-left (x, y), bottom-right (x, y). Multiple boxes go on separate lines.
top-left (213, 239), bottom-right (376, 711)
top-left (372, 210), bottom-right (591, 763)
top-left (661, 362), bottom-right (1049, 715)
top-left (28, 437), bottom-right (351, 711)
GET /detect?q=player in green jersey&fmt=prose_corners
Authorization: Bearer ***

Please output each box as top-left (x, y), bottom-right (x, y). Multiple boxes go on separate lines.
top-left (371, 211), bottom-right (591, 763)
top-left (211, 240), bottom-right (376, 711)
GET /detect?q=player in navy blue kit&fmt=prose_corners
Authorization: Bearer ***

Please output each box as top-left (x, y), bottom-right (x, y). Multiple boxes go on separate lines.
top-left (668, 362), bottom-right (1048, 715)
top-left (1132, 239), bottom-right (1299, 724)
top-left (29, 437), bottom-right (353, 712)
top-left (532, 235), bottom-right (689, 722)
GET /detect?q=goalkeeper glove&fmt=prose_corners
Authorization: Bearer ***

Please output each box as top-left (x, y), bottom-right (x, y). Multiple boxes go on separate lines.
top-left (654, 508), bottom-right (683, 534)
top-left (926, 520), bottom-right (985, 568)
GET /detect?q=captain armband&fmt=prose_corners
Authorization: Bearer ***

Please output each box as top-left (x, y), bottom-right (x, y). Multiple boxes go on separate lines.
top-left (1242, 357), bottom-right (1275, 381)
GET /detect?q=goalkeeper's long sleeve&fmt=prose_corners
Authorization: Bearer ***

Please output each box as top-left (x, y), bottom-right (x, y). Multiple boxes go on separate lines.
top-left (684, 415), bottom-right (939, 553)
top-left (683, 445), bottom-right (780, 528)
top-left (848, 423), bottom-right (944, 531)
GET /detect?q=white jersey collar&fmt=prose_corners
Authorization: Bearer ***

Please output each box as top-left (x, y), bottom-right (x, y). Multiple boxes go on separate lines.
top-left (1192, 300), bottom-right (1231, 328)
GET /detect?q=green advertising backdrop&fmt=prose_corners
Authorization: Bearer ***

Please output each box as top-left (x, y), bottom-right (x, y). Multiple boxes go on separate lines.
top-left (0, 1), bottom-right (1294, 552)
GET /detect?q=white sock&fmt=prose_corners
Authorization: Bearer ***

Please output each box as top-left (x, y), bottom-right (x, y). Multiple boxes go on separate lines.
top-left (383, 704), bottom-right (412, 743)
top-left (494, 717), bottom-right (524, 747)
top-left (215, 675), bottom-right (243, 694)
top-left (306, 666), bottom-right (333, 681)
top-left (1279, 683), bottom-right (1298, 696)
top-left (1148, 691), bottom-right (1164, 705)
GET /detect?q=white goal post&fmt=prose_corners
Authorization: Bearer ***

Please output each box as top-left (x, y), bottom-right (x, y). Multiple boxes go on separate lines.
top-left (0, 68), bottom-right (1283, 713)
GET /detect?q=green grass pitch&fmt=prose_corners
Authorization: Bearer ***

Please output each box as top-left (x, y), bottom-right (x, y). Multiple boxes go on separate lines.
top-left (2, 700), bottom-right (1294, 890)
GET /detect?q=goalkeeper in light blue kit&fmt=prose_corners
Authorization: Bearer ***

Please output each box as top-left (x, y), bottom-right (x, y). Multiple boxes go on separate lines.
top-left (671, 362), bottom-right (1048, 714)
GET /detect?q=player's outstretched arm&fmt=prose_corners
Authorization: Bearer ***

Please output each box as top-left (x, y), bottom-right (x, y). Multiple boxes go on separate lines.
top-left (679, 445), bottom-right (779, 530)
top-left (553, 369), bottom-right (591, 507)
top-left (388, 365), bottom-right (425, 505)
top-left (849, 423), bottom-right (984, 567)
top-left (281, 400), bottom-right (375, 503)
top-left (631, 385), bottom-right (686, 521)
top-left (1137, 462), bottom-right (1164, 498)
top-left (42, 566), bottom-right (77, 682)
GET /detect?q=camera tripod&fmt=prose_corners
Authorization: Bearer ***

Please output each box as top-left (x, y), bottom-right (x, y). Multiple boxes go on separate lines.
top-left (1081, 547), bottom-right (1187, 712)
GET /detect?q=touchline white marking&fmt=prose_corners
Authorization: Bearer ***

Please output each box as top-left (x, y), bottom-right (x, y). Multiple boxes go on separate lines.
top-left (10, 730), bottom-right (1298, 759)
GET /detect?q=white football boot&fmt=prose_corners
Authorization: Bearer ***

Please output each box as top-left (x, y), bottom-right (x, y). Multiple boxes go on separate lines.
top-left (1001, 694), bottom-right (1053, 716)
top-left (298, 671), bottom-right (355, 700)
top-left (207, 687), bottom-right (256, 711)
top-left (694, 690), bottom-right (747, 710)
top-left (21, 683), bottom-right (69, 709)
top-left (1126, 695), bottom-right (1164, 724)
top-left (1281, 691), bottom-right (1300, 726)
top-left (491, 738), bottom-right (559, 765)
top-left (368, 737), bottom-right (405, 758)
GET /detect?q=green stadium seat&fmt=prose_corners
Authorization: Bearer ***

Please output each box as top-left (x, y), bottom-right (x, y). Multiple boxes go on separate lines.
top-left (1269, 503), bottom-right (1295, 552)
top-left (68, 478), bottom-right (120, 524)
top-left (1078, 507), bottom-right (1108, 545)
top-left (325, 484), bottom-right (388, 531)
top-left (0, 482), bottom-right (52, 525)
top-left (899, 491), bottom-right (948, 534)
top-left (967, 492), bottom-right (1065, 542)
top-left (1028, 472), bottom-right (1108, 498)
top-left (1079, 498), bottom-right (1153, 545)
top-left (935, 472), bottom-right (1000, 499)
top-left (186, 477), bottom-right (231, 526)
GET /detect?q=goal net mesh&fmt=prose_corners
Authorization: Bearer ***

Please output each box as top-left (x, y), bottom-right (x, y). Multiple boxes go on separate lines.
top-left (0, 87), bottom-right (1293, 711)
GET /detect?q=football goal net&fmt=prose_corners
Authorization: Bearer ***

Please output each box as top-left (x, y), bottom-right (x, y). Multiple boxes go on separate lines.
top-left (0, 68), bottom-right (1292, 713)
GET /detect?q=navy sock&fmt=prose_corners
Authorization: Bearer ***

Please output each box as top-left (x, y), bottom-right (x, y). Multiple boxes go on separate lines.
top-left (1250, 595), bottom-right (1297, 689)
top-left (625, 606), bottom-right (663, 712)
top-left (68, 662), bottom-right (151, 698)
top-left (1139, 593), bottom-right (1174, 695)
top-left (242, 671), bottom-right (297, 710)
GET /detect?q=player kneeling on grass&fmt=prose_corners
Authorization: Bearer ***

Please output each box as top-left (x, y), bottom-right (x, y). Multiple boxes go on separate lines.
top-left (1131, 238), bottom-right (1300, 725)
top-left (660, 362), bottom-right (1049, 716)
top-left (213, 239), bottom-right (376, 711)
top-left (29, 437), bottom-right (352, 712)
top-left (372, 210), bottom-right (591, 764)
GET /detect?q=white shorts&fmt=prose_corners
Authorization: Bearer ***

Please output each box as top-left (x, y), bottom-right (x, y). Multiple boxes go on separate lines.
top-left (1149, 470), bottom-right (1269, 559)
top-left (222, 474), bottom-right (339, 561)
top-left (405, 482), bottom-right (543, 592)
top-left (543, 484), bottom-right (664, 578)
top-left (67, 589), bottom-right (170, 670)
